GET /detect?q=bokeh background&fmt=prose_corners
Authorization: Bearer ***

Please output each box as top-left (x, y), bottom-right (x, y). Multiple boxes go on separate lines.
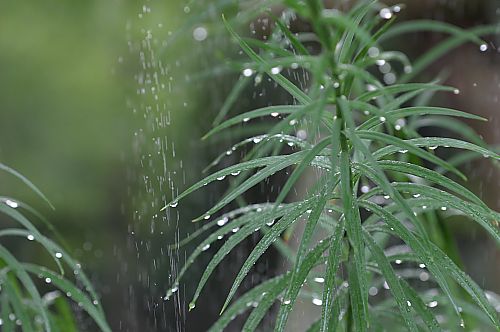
top-left (0, 0), bottom-right (498, 331)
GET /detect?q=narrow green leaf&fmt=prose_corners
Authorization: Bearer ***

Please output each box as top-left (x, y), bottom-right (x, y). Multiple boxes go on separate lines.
top-left (363, 230), bottom-right (418, 331)
top-left (320, 219), bottom-right (346, 332)
top-left (219, 198), bottom-right (315, 313)
top-left (0, 163), bottom-right (54, 210)
top-left (357, 131), bottom-right (467, 179)
top-left (223, 15), bottom-right (311, 105)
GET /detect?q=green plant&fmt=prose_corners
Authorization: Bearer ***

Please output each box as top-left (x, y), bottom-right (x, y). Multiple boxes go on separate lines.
top-left (166, 1), bottom-right (500, 330)
top-left (0, 163), bottom-right (110, 331)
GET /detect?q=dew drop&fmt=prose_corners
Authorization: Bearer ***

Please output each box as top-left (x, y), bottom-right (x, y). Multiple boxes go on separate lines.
top-left (270, 112), bottom-right (279, 117)
top-left (217, 217), bottom-right (228, 226)
top-left (45, 277), bottom-right (52, 284)
top-left (313, 277), bottom-right (325, 283)
top-left (270, 66), bottom-right (282, 75)
top-left (192, 26), bottom-right (208, 41)
top-left (312, 298), bottom-right (323, 306)
top-left (27, 234), bottom-right (35, 241)
top-left (379, 116), bottom-right (386, 122)
top-left (428, 300), bottom-right (438, 308)
top-left (55, 252), bottom-right (63, 259)
top-left (419, 271), bottom-right (430, 281)
top-left (201, 244), bottom-right (210, 251)
top-left (369, 286), bottom-right (379, 296)
top-left (379, 8), bottom-right (392, 19)
top-left (242, 68), bottom-right (254, 77)
top-left (5, 200), bottom-right (18, 208)
top-left (360, 185), bottom-right (370, 193)
top-left (368, 47), bottom-right (380, 58)
top-left (189, 302), bottom-right (196, 310)
top-left (479, 44), bottom-right (488, 52)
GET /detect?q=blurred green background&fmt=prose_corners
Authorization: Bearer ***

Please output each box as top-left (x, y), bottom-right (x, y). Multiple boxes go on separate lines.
top-left (0, 0), bottom-right (499, 331)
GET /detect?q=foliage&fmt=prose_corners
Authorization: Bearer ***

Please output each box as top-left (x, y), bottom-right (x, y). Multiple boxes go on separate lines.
top-left (167, 0), bottom-right (500, 330)
top-left (0, 163), bottom-right (110, 331)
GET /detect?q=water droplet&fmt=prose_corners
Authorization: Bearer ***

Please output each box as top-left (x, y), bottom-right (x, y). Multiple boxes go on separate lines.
top-left (440, 206), bottom-right (447, 211)
top-left (407, 300), bottom-right (412, 307)
top-left (383, 195), bottom-right (390, 199)
top-left (369, 286), bottom-right (379, 296)
top-left (204, 215), bottom-right (211, 220)
top-left (419, 271), bottom-right (430, 281)
top-left (428, 146), bottom-right (438, 150)
top-left (270, 112), bottom-right (279, 117)
top-left (479, 44), bottom-right (488, 52)
top-left (242, 68), bottom-right (254, 77)
top-left (170, 201), bottom-right (178, 208)
top-left (231, 171), bottom-right (240, 176)
top-left (399, 150), bottom-right (408, 154)
top-left (358, 185), bottom-right (370, 195)
top-left (189, 302), bottom-right (196, 310)
top-left (217, 217), bottom-right (228, 226)
top-left (395, 259), bottom-right (402, 264)
top-left (384, 73), bottom-right (396, 85)
top-left (368, 47), bottom-right (380, 58)
top-left (45, 277), bottom-right (52, 284)
top-left (5, 199), bottom-right (18, 208)
top-left (243, 117), bottom-right (250, 122)
top-left (383, 281), bottom-right (390, 289)
top-left (270, 66), bottom-right (282, 75)
top-left (428, 300), bottom-right (438, 308)
top-left (183, 6), bottom-right (190, 13)
top-left (55, 252), bottom-right (63, 259)
top-left (413, 194), bottom-right (421, 198)
top-left (314, 277), bottom-right (324, 283)
top-left (379, 8), bottom-right (392, 19)
top-left (232, 227), bottom-right (239, 233)
top-left (192, 26), bottom-right (208, 41)
top-left (379, 116), bottom-right (386, 122)
top-left (453, 88), bottom-right (460, 95)
top-left (282, 299), bottom-right (291, 305)
top-left (27, 234), bottom-right (35, 241)
top-left (312, 298), bottom-right (323, 306)
top-left (419, 263), bottom-right (426, 268)
top-left (216, 175), bottom-right (226, 181)
top-left (202, 244), bottom-right (210, 251)
top-left (296, 129), bottom-right (307, 140)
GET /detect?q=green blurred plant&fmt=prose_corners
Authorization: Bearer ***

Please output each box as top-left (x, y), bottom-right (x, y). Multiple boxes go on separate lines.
top-left (0, 163), bottom-right (110, 331)
top-left (166, 0), bottom-right (500, 330)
